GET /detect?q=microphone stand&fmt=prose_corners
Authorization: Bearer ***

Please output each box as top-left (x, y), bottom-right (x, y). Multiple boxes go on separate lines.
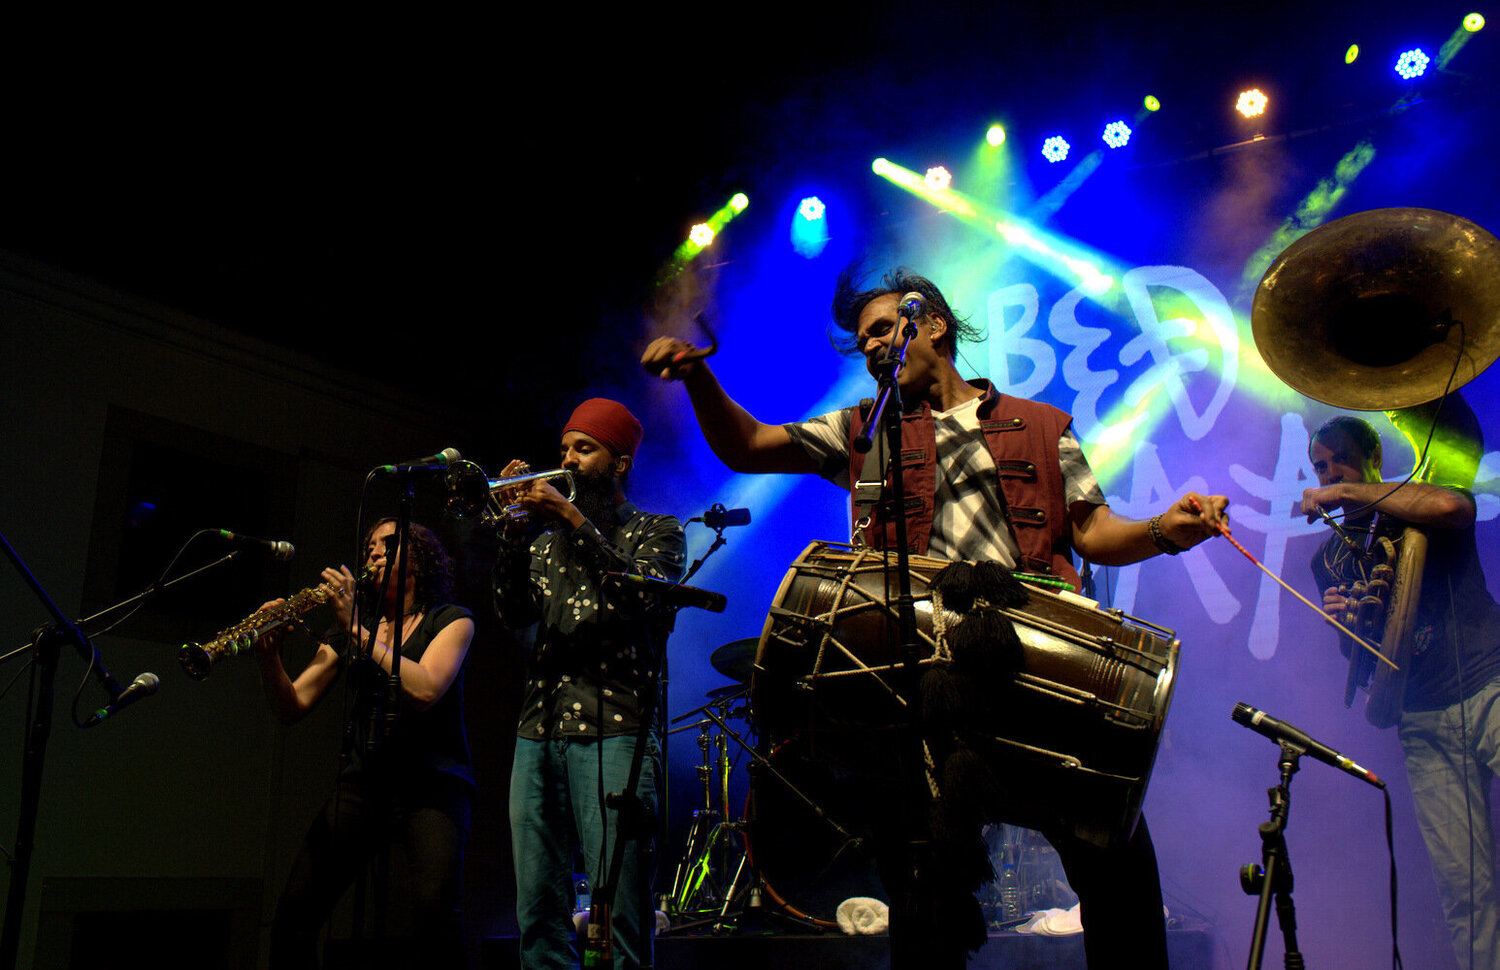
top-left (1241, 741), bottom-right (1306, 970)
top-left (586, 561), bottom-right (730, 967)
top-left (352, 482), bottom-right (416, 951)
top-left (0, 532), bottom-right (236, 970)
top-left (850, 311), bottom-right (931, 970)
top-left (660, 506), bottom-right (739, 899)
top-left (681, 506), bottom-right (735, 586)
top-left (852, 312), bottom-right (921, 669)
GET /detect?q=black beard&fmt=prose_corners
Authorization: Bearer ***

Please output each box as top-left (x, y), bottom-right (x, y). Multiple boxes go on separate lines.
top-left (571, 470), bottom-right (619, 531)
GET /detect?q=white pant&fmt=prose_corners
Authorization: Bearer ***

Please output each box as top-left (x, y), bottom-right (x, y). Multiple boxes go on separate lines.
top-left (1399, 677), bottom-right (1500, 970)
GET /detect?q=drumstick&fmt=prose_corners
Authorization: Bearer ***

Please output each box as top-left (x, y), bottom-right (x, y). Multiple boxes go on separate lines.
top-left (1188, 498), bottom-right (1397, 671)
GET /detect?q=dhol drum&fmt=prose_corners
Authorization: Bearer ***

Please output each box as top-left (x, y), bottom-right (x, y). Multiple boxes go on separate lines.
top-left (751, 541), bottom-right (1180, 847)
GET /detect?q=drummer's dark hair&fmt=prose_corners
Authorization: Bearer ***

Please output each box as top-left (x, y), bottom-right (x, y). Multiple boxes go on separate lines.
top-left (830, 264), bottom-right (982, 360)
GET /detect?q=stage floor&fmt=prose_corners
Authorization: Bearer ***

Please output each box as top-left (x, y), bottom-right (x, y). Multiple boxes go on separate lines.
top-left (478, 928), bottom-right (1216, 969)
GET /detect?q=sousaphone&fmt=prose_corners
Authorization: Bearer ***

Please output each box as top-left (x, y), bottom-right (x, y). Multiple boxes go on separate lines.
top-left (1251, 207), bottom-right (1500, 727)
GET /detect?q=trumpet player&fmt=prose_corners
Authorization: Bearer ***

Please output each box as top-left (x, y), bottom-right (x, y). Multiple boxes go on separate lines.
top-left (494, 398), bottom-right (685, 970)
top-left (1304, 415), bottom-right (1500, 970)
top-left (253, 518), bottom-right (476, 969)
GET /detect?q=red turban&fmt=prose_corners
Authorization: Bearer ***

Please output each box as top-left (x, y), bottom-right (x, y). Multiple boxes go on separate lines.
top-left (563, 398), bottom-right (643, 457)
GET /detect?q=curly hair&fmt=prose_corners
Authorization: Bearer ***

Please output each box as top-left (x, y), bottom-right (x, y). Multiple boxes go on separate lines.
top-left (364, 518), bottom-right (456, 611)
top-left (829, 264), bottom-right (983, 360)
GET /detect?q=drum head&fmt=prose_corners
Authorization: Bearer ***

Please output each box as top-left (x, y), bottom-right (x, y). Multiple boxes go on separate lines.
top-left (745, 741), bottom-right (886, 925)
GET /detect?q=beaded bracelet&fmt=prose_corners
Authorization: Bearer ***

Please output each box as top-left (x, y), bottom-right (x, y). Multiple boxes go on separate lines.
top-left (1148, 513), bottom-right (1185, 556)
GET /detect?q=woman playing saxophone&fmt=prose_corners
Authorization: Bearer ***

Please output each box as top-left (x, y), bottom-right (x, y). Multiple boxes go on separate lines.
top-left (252, 518), bottom-right (475, 969)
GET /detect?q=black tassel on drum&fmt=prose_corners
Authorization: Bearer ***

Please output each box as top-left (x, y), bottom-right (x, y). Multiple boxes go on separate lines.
top-left (929, 561), bottom-right (978, 613)
top-left (918, 558), bottom-right (1030, 775)
top-left (918, 661), bottom-right (965, 735)
top-left (941, 745), bottom-right (1005, 825)
top-left (912, 557), bottom-right (1033, 925)
top-left (946, 608), bottom-right (1023, 684)
top-left (972, 560), bottom-right (1029, 608)
top-left (933, 559), bottom-right (1030, 613)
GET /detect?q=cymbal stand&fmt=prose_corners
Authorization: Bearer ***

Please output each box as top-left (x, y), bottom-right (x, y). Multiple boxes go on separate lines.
top-left (663, 695), bottom-right (857, 935)
top-left (662, 705), bottom-right (736, 920)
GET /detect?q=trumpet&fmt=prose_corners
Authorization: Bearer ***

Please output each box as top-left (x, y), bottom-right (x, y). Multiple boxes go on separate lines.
top-left (444, 459), bottom-right (575, 525)
top-left (179, 582), bottom-right (336, 680)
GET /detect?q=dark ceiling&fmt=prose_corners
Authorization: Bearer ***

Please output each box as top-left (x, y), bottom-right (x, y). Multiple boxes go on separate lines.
top-left (3, 2), bottom-right (1492, 427)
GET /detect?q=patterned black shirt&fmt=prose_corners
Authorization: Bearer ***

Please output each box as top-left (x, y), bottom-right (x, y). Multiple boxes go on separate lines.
top-left (494, 500), bottom-right (685, 739)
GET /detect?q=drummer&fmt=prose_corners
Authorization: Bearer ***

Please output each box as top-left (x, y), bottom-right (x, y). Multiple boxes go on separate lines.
top-left (643, 266), bottom-right (1228, 970)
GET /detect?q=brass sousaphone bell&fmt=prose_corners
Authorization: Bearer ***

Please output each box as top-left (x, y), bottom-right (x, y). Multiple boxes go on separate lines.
top-left (1251, 206), bottom-right (1500, 410)
top-left (1250, 207), bottom-right (1500, 727)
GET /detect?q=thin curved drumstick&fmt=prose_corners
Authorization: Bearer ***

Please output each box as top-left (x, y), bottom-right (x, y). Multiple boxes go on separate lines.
top-left (1190, 498), bottom-right (1396, 671)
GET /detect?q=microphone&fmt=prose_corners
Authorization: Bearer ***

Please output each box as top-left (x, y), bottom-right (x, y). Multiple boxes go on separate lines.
top-left (690, 505), bottom-right (751, 530)
top-left (897, 291), bottom-right (925, 321)
top-left (373, 447), bottom-right (462, 477)
top-left (216, 530), bottom-right (295, 562)
top-left (1231, 702), bottom-right (1385, 789)
top-left (83, 672), bottom-right (161, 727)
top-left (602, 571), bottom-right (727, 613)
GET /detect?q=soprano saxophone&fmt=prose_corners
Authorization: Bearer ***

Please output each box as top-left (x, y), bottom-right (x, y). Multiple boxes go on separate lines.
top-left (179, 582), bottom-right (335, 680)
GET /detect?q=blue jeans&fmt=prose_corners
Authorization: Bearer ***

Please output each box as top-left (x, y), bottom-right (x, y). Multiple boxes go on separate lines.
top-left (510, 733), bottom-right (661, 970)
top-left (1399, 677), bottom-right (1500, 970)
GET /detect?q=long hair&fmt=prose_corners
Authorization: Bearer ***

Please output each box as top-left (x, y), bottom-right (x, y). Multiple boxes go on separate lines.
top-left (364, 518), bottom-right (455, 611)
top-left (829, 264), bottom-right (983, 359)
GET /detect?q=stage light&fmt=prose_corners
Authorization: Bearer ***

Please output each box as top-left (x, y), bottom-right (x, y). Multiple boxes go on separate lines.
top-left (1345, 43), bottom-right (1360, 64)
top-left (730, 193), bottom-right (749, 213)
top-left (1236, 89), bottom-right (1268, 118)
top-left (1464, 12), bottom-right (1484, 31)
top-left (1042, 136), bottom-right (1070, 162)
top-left (1102, 121), bottom-right (1131, 149)
top-left (986, 125), bottom-right (1006, 146)
top-left (872, 157), bottom-right (892, 175)
top-left (924, 166), bottom-right (952, 191)
top-left (792, 196), bottom-right (829, 258)
top-left (689, 224), bottom-right (715, 247)
top-left (1395, 48), bottom-right (1429, 79)
top-left (1143, 95), bottom-right (1161, 112)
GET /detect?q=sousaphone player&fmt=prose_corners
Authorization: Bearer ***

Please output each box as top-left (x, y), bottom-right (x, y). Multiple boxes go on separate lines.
top-left (1253, 206), bottom-right (1500, 970)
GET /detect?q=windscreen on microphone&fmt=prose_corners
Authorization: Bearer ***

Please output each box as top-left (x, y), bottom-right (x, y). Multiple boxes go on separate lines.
top-left (216, 530), bottom-right (296, 562)
top-left (373, 448), bottom-right (462, 477)
top-left (128, 672), bottom-right (161, 696)
top-left (702, 506), bottom-right (751, 529)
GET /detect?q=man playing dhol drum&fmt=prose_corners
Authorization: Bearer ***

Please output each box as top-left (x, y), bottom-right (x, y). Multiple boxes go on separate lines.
top-left (642, 266), bottom-right (1228, 970)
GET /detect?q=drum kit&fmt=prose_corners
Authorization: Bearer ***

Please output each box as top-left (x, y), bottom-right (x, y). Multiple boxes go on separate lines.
top-left (660, 540), bottom-right (1181, 932)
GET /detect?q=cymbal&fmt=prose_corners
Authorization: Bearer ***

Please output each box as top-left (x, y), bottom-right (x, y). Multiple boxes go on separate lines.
top-left (706, 682), bottom-right (749, 701)
top-left (709, 637), bottom-right (759, 682)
